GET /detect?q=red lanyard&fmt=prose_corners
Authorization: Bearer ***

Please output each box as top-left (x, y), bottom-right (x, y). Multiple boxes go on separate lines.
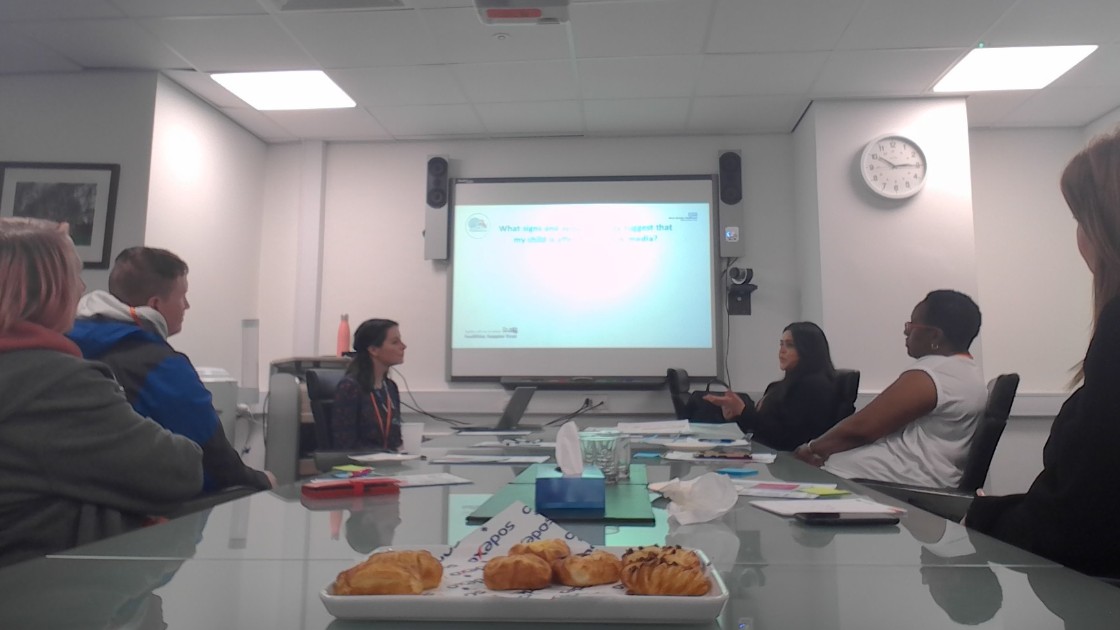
top-left (369, 385), bottom-right (393, 449)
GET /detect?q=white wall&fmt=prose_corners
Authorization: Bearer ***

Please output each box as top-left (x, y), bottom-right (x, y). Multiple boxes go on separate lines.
top-left (799, 98), bottom-right (980, 390)
top-left (0, 71), bottom-right (157, 290)
top-left (145, 75), bottom-right (268, 378)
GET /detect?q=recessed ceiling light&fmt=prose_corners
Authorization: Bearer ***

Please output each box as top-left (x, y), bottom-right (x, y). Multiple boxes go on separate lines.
top-left (211, 70), bottom-right (356, 110)
top-left (933, 45), bottom-right (1098, 93)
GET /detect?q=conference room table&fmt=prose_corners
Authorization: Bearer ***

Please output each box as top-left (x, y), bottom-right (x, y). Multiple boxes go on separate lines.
top-left (2, 419), bottom-right (1118, 629)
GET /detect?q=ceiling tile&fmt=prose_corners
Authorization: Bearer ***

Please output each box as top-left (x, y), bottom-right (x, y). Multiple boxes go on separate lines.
top-left (583, 98), bottom-right (691, 135)
top-left (372, 102), bottom-right (484, 136)
top-left (279, 10), bottom-right (442, 68)
top-left (418, 6), bottom-right (571, 64)
top-left (142, 16), bottom-right (314, 72)
top-left (963, 91), bottom-right (1035, 128)
top-left (163, 70), bottom-right (249, 108)
top-left (1046, 44), bottom-right (1120, 89)
top-left (979, 0), bottom-right (1120, 47)
top-left (578, 56), bottom-right (700, 99)
top-left (571, 0), bottom-right (713, 58)
top-left (0, 0), bottom-right (122, 21)
top-left (688, 95), bottom-right (809, 133)
top-left (707, 0), bottom-right (865, 53)
top-left (111, 0), bottom-right (267, 18)
top-left (452, 60), bottom-right (578, 103)
top-left (475, 100), bottom-right (583, 135)
top-left (836, 0), bottom-right (1015, 51)
top-left (329, 65), bottom-right (467, 106)
top-left (999, 84), bottom-right (1120, 127)
top-left (0, 28), bottom-right (82, 73)
top-left (19, 19), bottom-right (190, 70)
top-left (811, 49), bottom-right (966, 96)
top-left (265, 107), bottom-right (393, 140)
top-left (696, 52), bottom-right (828, 97)
top-left (219, 106), bottom-right (300, 142)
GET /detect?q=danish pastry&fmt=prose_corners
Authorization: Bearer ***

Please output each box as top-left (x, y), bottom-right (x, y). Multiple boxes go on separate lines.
top-left (620, 559), bottom-right (710, 597)
top-left (509, 538), bottom-right (571, 563)
top-left (483, 554), bottom-right (552, 591)
top-left (362, 549), bottom-right (443, 590)
top-left (334, 562), bottom-right (423, 595)
top-left (551, 550), bottom-right (622, 587)
top-left (621, 545), bottom-right (701, 570)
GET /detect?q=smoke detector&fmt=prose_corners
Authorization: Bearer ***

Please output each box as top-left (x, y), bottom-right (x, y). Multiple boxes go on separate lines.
top-left (474, 0), bottom-right (569, 25)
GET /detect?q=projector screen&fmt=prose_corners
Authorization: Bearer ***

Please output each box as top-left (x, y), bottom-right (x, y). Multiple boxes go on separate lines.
top-left (449, 175), bottom-right (721, 381)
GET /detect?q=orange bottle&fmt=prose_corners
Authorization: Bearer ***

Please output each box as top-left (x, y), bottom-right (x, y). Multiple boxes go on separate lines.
top-left (336, 314), bottom-right (350, 357)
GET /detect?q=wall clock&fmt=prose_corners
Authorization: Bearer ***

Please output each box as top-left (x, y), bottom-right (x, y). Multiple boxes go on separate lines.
top-left (860, 134), bottom-right (927, 199)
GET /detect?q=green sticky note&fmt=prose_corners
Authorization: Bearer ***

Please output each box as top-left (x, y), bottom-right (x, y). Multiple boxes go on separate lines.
top-left (803, 487), bottom-right (850, 497)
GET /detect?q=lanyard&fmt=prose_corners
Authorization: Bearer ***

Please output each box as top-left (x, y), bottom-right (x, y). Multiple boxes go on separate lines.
top-left (369, 384), bottom-right (393, 449)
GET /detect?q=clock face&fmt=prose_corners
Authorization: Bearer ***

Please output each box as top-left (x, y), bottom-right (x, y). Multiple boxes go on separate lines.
top-left (860, 135), bottom-right (927, 199)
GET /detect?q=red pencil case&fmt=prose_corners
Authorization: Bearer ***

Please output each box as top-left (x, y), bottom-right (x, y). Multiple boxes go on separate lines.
top-left (300, 477), bottom-right (401, 499)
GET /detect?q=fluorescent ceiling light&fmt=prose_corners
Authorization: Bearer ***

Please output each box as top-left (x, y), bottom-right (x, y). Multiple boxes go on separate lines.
top-left (933, 45), bottom-right (1097, 92)
top-left (211, 70), bottom-right (356, 110)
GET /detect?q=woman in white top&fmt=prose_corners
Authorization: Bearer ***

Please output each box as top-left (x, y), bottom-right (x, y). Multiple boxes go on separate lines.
top-left (793, 290), bottom-right (987, 488)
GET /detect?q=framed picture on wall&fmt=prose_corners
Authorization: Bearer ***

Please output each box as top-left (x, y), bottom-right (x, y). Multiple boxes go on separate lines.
top-left (0, 162), bottom-right (121, 269)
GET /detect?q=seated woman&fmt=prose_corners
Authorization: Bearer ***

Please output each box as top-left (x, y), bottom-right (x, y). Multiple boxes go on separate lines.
top-left (966, 132), bottom-right (1120, 577)
top-left (704, 322), bottom-right (838, 450)
top-left (0, 218), bottom-right (203, 567)
top-left (331, 318), bottom-right (407, 451)
top-left (793, 290), bottom-right (987, 488)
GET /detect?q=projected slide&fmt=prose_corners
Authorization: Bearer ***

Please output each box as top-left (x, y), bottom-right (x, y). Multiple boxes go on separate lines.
top-left (449, 175), bottom-right (720, 379)
top-left (453, 203), bottom-right (712, 349)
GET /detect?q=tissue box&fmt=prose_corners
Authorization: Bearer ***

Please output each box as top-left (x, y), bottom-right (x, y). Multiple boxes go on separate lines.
top-left (535, 465), bottom-right (606, 519)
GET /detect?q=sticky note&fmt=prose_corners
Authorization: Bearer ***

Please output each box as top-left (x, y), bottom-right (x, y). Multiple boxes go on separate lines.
top-left (802, 487), bottom-right (850, 497)
top-left (716, 468), bottom-right (759, 477)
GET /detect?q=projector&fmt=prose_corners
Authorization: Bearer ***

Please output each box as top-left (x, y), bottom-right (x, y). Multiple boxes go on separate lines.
top-left (475, 0), bottom-right (569, 25)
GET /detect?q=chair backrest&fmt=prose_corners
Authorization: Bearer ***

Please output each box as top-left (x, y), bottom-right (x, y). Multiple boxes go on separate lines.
top-left (666, 368), bottom-right (691, 419)
top-left (304, 368), bottom-right (347, 450)
top-left (957, 373), bottom-right (1020, 492)
top-left (832, 369), bottom-right (860, 425)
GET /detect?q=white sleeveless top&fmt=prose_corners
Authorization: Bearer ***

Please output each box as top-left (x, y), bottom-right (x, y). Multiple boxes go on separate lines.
top-left (823, 354), bottom-right (987, 488)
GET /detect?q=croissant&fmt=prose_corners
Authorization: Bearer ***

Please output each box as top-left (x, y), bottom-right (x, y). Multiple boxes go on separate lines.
top-left (551, 550), bottom-right (622, 587)
top-left (620, 560), bottom-right (711, 596)
top-left (621, 545), bottom-right (701, 570)
top-left (334, 562), bottom-right (423, 595)
top-left (509, 539), bottom-right (571, 563)
top-left (362, 549), bottom-right (443, 590)
top-left (483, 554), bottom-right (553, 591)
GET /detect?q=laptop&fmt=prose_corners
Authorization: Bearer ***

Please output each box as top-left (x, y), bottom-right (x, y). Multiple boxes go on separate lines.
top-left (456, 386), bottom-right (537, 432)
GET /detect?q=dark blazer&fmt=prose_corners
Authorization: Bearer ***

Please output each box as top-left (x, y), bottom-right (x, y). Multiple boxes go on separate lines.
top-left (735, 371), bottom-right (836, 451)
top-left (966, 297), bottom-right (1120, 577)
top-left (331, 375), bottom-right (403, 451)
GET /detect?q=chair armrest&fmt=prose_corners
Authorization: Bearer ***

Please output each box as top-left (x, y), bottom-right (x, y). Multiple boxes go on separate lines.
top-left (851, 478), bottom-right (975, 522)
top-left (163, 485), bottom-right (260, 519)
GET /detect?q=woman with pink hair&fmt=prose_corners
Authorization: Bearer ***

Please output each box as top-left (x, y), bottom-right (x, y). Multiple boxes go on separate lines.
top-left (0, 218), bottom-right (203, 567)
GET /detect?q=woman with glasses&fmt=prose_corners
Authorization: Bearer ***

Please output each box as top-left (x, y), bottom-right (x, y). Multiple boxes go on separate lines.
top-left (793, 290), bottom-right (987, 488)
top-left (965, 131), bottom-right (1120, 577)
top-left (704, 321), bottom-right (839, 450)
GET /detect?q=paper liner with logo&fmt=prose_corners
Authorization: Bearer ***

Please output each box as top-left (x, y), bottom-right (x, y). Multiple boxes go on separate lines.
top-left (321, 500), bottom-right (729, 623)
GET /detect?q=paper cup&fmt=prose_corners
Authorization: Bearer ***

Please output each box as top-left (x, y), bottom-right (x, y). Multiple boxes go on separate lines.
top-left (400, 423), bottom-right (424, 454)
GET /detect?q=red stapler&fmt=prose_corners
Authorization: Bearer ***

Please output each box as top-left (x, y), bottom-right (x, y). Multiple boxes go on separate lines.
top-left (300, 477), bottom-right (401, 500)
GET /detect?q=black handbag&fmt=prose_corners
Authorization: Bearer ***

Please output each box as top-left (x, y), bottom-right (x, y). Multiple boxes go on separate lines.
top-left (685, 380), bottom-right (736, 423)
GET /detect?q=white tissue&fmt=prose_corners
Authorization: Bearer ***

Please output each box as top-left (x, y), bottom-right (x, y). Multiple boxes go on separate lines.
top-left (658, 472), bottom-right (739, 525)
top-left (556, 421), bottom-right (584, 476)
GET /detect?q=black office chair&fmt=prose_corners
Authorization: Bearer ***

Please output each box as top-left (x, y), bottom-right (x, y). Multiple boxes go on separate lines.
top-left (304, 368), bottom-right (352, 471)
top-left (665, 368), bottom-right (732, 423)
top-left (832, 369), bottom-right (860, 426)
top-left (666, 368), bottom-right (691, 419)
top-left (854, 373), bottom-right (1020, 522)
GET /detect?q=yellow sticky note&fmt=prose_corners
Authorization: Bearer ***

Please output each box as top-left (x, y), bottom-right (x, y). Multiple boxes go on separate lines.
top-left (332, 465), bottom-right (369, 473)
top-left (803, 487), bottom-right (850, 497)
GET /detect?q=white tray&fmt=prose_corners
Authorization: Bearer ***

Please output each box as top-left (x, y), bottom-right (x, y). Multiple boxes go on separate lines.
top-left (320, 545), bottom-right (729, 624)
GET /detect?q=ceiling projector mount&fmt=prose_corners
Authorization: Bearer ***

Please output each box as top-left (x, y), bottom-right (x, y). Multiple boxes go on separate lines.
top-left (474, 0), bottom-right (570, 25)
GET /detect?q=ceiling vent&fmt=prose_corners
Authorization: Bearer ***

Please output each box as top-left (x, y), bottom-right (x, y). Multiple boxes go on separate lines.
top-left (276, 0), bottom-right (405, 11)
top-left (474, 0), bottom-right (569, 25)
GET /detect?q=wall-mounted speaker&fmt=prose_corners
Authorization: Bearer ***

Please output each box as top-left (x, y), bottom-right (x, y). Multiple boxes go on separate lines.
top-left (424, 155), bottom-right (450, 261)
top-left (717, 150), bottom-right (745, 258)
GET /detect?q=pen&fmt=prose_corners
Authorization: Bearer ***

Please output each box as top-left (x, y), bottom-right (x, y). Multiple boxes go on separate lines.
top-left (698, 438), bottom-right (736, 443)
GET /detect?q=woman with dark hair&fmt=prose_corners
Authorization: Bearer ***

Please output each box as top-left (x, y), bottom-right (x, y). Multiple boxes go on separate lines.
top-left (965, 131), bottom-right (1120, 577)
top-left (704, 322), bottom-right (839, 450)
top-left (331, 318), bottom-right (407, 451)
top-left (794, 290), bottom-right (987, 488)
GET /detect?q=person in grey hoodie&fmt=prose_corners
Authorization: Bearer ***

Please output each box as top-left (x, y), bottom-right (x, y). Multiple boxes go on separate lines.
top-left (0, 218), bottom-right (203, 567)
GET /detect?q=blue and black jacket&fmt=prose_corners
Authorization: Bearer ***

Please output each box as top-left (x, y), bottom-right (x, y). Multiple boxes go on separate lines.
top-left (68, 319), bottom-right (270, 492)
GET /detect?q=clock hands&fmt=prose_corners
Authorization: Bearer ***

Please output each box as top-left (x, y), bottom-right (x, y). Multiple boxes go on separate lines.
top-left (877, 156), bottom-right (922, 169)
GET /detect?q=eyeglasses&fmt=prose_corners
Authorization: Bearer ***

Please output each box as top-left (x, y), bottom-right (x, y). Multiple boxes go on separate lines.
top-left (904, 321), bottom-right (940, 336)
